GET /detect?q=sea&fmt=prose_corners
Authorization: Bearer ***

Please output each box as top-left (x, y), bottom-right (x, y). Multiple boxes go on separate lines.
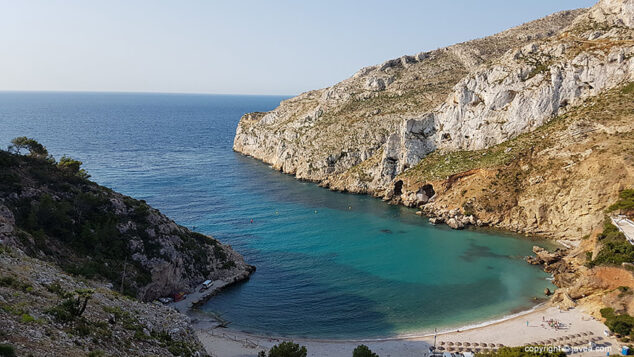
top-left (0, 91), bottom-right (553, 339)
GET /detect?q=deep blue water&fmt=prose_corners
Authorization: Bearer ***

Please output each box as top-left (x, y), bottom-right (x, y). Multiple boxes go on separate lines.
top-left (0, 92), bottom-right (553, 339)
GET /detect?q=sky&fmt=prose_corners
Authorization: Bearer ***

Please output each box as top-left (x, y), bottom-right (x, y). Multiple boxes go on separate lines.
top-left (0, 0), bottom-right (596, 96)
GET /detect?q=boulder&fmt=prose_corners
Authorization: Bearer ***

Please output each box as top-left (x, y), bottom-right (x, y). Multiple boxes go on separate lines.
top-left (447, 217), bottom-right (465, 229)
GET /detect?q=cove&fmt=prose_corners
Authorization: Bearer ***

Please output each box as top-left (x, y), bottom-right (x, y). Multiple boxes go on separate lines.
top-left (0, 92), bottom-right (553, 340)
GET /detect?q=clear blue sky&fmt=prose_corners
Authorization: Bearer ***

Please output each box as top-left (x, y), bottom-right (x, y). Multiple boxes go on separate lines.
top-left (0, 0), bottom-right (595, 96)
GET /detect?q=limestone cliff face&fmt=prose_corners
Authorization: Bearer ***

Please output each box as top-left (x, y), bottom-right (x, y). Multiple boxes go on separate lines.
top-left (235, 0), bottom-right (634, 240)
top-left (234, 8), bottom-right (585, 186)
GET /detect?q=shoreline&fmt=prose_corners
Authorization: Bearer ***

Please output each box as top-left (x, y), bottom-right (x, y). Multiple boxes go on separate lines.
top-left (193, 302), bottom-right (551, 343)
top-left (195, 305), bottom-right (615, 357)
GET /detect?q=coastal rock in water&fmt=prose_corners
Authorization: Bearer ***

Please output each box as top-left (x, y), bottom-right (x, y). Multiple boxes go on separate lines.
top-left (446, 217), bottom-right (465, 230)
top-left (531, 246), bottom-right (564, 265)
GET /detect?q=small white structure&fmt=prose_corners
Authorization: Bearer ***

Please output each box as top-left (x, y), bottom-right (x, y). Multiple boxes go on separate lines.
top-left (202, 280), bottom-right (213, 289)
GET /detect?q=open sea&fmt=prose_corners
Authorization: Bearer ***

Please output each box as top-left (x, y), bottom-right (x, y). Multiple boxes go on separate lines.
top-left (0, 92), bottom-right (553, 339)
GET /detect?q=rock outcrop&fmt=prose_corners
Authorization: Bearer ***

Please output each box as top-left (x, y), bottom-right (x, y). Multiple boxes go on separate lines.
top-left (0, 150), bottom-right (254, 302)
top-left (0, 247), bottom-right (208, 357)
top-left (234, 8), bottom-right (586, 189)
top-left (234, 0), bottom-right (634, 240)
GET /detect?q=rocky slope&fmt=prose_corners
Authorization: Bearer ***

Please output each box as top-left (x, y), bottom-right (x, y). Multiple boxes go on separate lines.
top-left (0, 149), bottom-right (254, 302)
top-left (0, 246), bottom-right (207, 357)
top-left (234, 0), bottom-right (634, 240)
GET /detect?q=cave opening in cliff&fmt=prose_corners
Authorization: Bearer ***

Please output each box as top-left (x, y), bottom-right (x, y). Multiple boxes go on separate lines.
top-left (394, 180), bottom-right (403, 196)
top-left (421, 184), bottom-right (435, 198)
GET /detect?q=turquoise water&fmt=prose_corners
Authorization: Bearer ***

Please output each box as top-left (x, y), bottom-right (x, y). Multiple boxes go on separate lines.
top-left (0, 92), bottom-right (552, 339)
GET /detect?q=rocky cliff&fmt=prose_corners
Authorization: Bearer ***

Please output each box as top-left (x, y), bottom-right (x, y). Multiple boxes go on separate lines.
top-left (0, 247), bottom-right (207, 356)
top-left (234, 0), bottom-right (634, 240)
top-left (0, 149), bottom-right (254, 302)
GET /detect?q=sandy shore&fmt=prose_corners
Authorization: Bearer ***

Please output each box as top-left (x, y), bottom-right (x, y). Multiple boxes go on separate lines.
top-left (195, 306), bottom-right (618, 357)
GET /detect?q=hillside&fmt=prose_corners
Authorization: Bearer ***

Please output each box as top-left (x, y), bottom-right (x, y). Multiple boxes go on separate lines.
top-left (234, 0), bottom-right (634, 240)
top-left (0, 149), bottom-right (254, 302)
top-left (0, 247), bottom-right (206, 357)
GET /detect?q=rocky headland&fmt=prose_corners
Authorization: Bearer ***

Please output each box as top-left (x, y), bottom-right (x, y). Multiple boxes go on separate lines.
top-left (0, 147), bottom-right (254, 356)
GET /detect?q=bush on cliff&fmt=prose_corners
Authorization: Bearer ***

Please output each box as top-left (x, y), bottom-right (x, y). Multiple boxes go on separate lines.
top-left (608, 189), bottom-right (634, 217)
top-left (8, 136), bottom-right (48, 158)
top-left (0, 344), bottom-right (16, 357)
top-left (589, 220), bottom-right (634, 267)
top-left (57, 155), bottom-right (90, 179)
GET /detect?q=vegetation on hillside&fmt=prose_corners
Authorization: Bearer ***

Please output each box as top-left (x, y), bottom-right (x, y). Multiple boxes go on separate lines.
top-left (608, 189), bottom-right (634, 218)
top-left (402, 83), bottom-right (634, 184)
top-left (600, 307), bottom-right (634, 339)
top-left (587, 188), bottom-right (634, 269)
top-left (588, 219), bottom-right (634, 267)
top-left (0, 247), bottom-right (204, 356)
top-left (0, 138), bottom-right (232, 298)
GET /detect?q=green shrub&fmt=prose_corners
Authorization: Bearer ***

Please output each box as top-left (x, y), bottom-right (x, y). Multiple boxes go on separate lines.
top-left (601, 308), bottom-right (634, 336)
top-left (268, 341), bottom-right (308, 357)
top-left (57, 155), bottom-right (90, 179)
top-left (19, 313), bottom-right (35, 323)
top-left (601, 307), bottom-right (616, 319)
top-left (353, 344), bottom-right (379, 357)
top-left (0, 344), bottom-right (16, 357)
top-left (47, 289), bottom-right (94, 322)
top-left (0, 276), bottom-right (32, 292)
top-left (8, 137), bottom-right (48, 158)
top-left (589, 220), bottom-right (634, 267)
top-left (608, 189), bottom-right (634, 214)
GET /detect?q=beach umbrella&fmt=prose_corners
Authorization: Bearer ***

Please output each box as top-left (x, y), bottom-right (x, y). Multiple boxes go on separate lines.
top-left (465, 342), bottom-right (471, 346)
top-left (576, 334), bottom-right (582, 338)
top-left (473, 343), bottom-right (479, 347)
top-left (490, 343), bottom-right (496, 347)
top-left (457, 342), bottom-right (462, 346)
top-left (558, 337), bottom-right (565, 341)
top-left (481, 343), bottom-right (488, 347)
top-left (448, 342), bottom-right (454, 346)
top-left (440, 341), bottom-right (445, 346)
top-left (588, 331), bottom-right (594, 335)
top-left (448, 347), bottom-right (454, 352)
top-left (499, 344), bottom-right (505, 347)
top-left (582, 332), bottom-right (588, 336)
top-left (438, 346), bottom-right (445, 351)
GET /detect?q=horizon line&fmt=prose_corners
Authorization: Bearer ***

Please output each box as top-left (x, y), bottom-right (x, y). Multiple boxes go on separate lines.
top-left (0, 89), bottom-right (295, 97)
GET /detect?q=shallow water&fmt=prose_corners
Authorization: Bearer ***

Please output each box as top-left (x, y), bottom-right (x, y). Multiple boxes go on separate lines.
top-left (0, 92), bottom-right (553, 339)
